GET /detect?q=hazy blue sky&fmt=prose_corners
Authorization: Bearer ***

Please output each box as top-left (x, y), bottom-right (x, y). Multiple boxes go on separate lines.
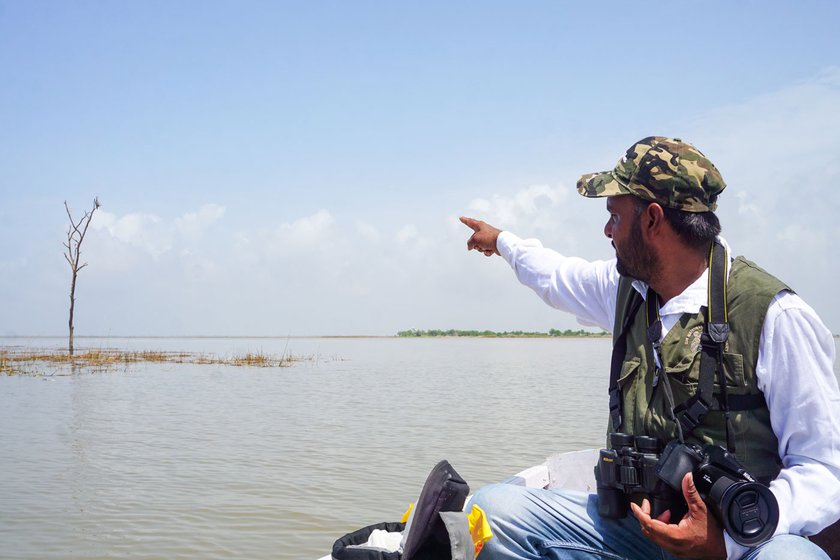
top-left (2, 1), bottom-right (839, 336)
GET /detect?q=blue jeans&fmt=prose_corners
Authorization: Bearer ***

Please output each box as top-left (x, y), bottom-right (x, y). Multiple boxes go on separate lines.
top-left (468, 484), bottom-right (828, 560)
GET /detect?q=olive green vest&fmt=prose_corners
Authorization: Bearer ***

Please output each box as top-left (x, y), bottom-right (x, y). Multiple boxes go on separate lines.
top-left (611, 257), bottom-right (788, 481)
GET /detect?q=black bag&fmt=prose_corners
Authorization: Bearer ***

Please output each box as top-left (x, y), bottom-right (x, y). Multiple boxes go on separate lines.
top-left (332, 460), bottom-right (470, 560)
top-left (402, 460), bottom-right (470, 560)
top-left (331, 522), bottom-right (406, 560)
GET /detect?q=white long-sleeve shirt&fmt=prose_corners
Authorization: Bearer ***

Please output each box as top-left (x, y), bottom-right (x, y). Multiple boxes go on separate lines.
top-left (497, 231), bottom-right (840, 558)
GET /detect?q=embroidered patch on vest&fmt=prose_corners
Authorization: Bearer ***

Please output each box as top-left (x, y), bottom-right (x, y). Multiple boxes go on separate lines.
top-left (685, 325), bottom-right (703, 353)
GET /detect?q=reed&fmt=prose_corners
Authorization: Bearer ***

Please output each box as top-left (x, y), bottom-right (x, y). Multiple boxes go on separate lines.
top-left (0, 351), bottom-right (12, 375)
top-left (0, 346), bottom-right (304, 376)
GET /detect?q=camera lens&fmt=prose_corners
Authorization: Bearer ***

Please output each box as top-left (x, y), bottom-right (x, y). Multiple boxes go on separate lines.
top-left (718, 481), bottom-right (779, 546)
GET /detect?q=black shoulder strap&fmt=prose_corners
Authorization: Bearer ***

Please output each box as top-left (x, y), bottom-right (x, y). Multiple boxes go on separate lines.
top-left (608, 277), bottom-right (644, 433)
top-left (673, 240), bottom-right (735, 449)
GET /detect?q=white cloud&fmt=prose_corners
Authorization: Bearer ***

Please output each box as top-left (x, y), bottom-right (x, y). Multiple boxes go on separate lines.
top-left (734, 191), bottom-right (763, 219)
top-left (93, 204), bottom-right (227, 258)
top-left (776, 224), bottom-right (809, 244)
top-left (462, 182), bottom-right (604, 261)
top-left (277, 209), bottom-right (333, 242)
top-left (467, 184), bottom-right (568, 230)
top-left (397, 224), bottom-right (419, 244)
top-left (93, 211), bottom-right (171, 257)
top-left (226, 209), bottom-right (342, 297)
top-left (174, 204), bottom-right (226, 239)
top-left (355, 221), bottom-right (380, 242)
top-left (249, 209), bottom-right (336, 259)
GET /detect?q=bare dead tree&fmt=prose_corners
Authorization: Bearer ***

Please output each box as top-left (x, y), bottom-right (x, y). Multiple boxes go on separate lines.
top-left (64, 197), bottom-right (100, 355)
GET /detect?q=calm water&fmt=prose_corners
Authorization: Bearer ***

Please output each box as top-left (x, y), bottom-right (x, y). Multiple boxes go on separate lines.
top-left (2, 337), bottom-right (838, 560)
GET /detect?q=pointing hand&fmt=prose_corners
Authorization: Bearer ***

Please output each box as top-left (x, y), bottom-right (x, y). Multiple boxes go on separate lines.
top-left (460, 216), bottom-right (501, 257)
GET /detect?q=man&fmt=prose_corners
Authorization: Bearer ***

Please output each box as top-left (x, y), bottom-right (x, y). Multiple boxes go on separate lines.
top-left (461, 137), bottom-right (840, 560)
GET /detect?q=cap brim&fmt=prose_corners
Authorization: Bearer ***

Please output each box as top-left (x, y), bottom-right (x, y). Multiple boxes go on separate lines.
top-left (576, 171), bottom-right (634, 199)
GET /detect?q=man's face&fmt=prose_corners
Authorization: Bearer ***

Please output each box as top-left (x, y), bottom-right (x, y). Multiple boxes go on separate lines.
top-left (604, 196), bottom-right (658, 282)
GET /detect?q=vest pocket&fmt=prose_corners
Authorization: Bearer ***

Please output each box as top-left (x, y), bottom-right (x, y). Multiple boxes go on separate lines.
top-left (617, 358), bottom-right (641, 389)
top-left (618, 358), bottom-right (642, 433)
top-left (665, 351), bottom-right (746, 390)
top-left (721, 352), bottom-right (746, 389)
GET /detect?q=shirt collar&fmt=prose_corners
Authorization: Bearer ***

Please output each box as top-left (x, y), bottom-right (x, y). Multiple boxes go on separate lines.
top-left (631, 237), bottom-right (732, 317)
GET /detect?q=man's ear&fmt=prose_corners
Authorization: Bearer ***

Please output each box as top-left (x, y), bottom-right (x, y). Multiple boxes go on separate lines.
top-left (641, 203), bottom-right (666, 240)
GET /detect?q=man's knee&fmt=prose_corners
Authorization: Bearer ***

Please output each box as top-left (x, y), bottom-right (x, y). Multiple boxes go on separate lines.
top-left (468, 483), bottom-right (528, 520)
top-left (744, 534), bottom-right (829, 560)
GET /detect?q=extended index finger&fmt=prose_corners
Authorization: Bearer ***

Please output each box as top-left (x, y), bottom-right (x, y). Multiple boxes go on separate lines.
top-left (459, 216), bottom-right (481, 232)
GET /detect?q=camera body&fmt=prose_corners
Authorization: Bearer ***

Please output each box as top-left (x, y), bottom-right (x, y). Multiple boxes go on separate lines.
top-left (595, 433), bottom-right (779, 546)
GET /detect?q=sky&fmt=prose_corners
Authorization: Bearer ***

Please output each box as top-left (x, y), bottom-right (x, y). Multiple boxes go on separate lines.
top-left (1, 0), bottom-right (839, 336)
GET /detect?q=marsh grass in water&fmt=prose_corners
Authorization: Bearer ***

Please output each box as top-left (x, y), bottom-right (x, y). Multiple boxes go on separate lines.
top-left (0, 346), bottom-right (308, 376)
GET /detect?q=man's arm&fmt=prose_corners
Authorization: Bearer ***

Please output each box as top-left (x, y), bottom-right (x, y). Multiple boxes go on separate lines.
top-left (460, 216), bottom-right (619, 331)
top-left (757, 292), bottom-right (840, 539)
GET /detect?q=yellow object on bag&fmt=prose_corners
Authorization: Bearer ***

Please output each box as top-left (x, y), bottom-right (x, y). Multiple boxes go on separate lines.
top-left (398, 502), bottom-right (492, 558)
top-left (467, 504), bottom-right (493, 557)
top-left (400, 503), bottom-right (414, 523)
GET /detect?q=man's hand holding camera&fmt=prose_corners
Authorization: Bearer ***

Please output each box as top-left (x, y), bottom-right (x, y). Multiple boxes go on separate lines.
top-left (631, 471), bottom-right (726, 560)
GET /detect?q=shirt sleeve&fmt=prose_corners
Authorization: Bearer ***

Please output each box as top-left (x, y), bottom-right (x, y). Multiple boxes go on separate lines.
top-left (496, 231), bottom-right (619, 332)
top-left (754, 292), bottom-right (840, 539)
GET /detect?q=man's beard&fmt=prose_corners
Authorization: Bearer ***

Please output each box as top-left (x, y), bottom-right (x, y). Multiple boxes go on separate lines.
top-left (615, 216), bottom-right (659, 283)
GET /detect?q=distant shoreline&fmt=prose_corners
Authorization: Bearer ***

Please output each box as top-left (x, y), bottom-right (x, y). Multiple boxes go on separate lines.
top-left (396, 329), bottom-right (609, 338)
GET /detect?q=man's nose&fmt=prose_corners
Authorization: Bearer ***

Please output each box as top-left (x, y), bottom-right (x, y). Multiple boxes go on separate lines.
top-left (604, 220), bottom-right (613, 239)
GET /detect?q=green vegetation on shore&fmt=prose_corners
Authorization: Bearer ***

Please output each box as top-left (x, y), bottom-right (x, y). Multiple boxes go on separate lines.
top-left (396, 328), bottom-right (609, 338)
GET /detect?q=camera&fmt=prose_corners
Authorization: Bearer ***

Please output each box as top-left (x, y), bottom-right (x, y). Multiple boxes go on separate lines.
top-left (656, 440), bottom-right (779, 546)
top-left (595, 433), bottom-right (779, 547)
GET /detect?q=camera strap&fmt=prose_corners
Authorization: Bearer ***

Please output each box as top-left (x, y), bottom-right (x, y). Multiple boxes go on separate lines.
top-left (661, 240), bottom-right (735, 451)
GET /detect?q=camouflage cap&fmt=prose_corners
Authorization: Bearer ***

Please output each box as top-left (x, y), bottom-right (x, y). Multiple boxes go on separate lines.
top-left (576, 136), bottom-right (726, 212)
